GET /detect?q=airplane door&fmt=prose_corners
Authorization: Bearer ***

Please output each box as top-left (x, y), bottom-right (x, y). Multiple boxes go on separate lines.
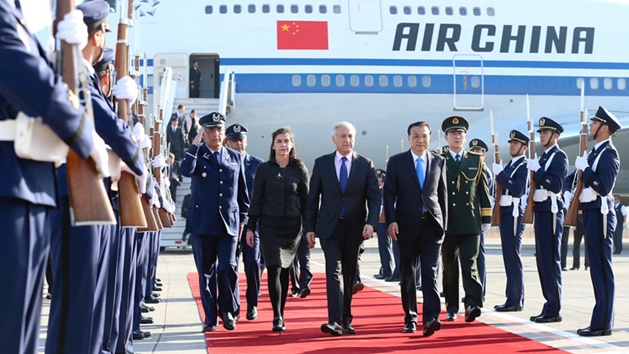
top-left (348, 0), bottom-right (382, 33)
top-left (453, 55), bottom-right (484, 111)
top-left (190, 54), bottom-right (220, 99)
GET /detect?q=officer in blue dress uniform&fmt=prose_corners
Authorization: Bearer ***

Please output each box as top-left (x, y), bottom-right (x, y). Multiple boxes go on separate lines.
top-left (0, 2), bottom-right (95, 352)
top-left (181, 112), bottom-right (250, 332)
top-left (492, 130), bottom-right (529, 311)
top-left (572, 106), bottom-right (620, 336)
top-left (225, 123), bottom-right (264, 321)
top-left (526, 117), bottom-right (568, 323)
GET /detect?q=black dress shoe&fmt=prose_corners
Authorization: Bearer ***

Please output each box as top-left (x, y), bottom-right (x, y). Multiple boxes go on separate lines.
top-left (221, 312), bottom-right (236, 330)
top-left (151, 292), bottom-right (160, 297)
top-left (494, 303), bottom-right (505, 309)
top-left (445, 312), bottom-right (457, 321)
top-left (373, 274), bottom-right (387, 279)
top-left (577, 326), bottom-right (612, 336)
top-left (320, 322), bottom-right (343, 336)
top-left (353, 282), bottom-right (365, 294)
top-left (139, 316), bottom-right (154, 324)
top-left (272, 316), bottom-right (285, 333)
top-left (132, 330), bottom-right (151, 340)
top-left (423, 319), bottom-right (441, 337)
top-left (153, 286), bottom-right (162, 292)
top-left (465, 306), bottom-right (481, 322)
top-left (290, 289), bottom-right (300, 297)
top-left (561, 267), bottom-right (568, 271)
top-left (155, 281), bottom-right (163, 287)
top-left (202, 324), bottom-right (218, 333)
top-left (534, 315), bottom-right (562, 323)
top-left (144, 296), bottom-right (161, 304)
top-left (585, 265), bottom-right (589, 270)
top-left (403, 322), bottom-right (416, 333)
top-left (494, 305), bottom-right (523, 312)
top-left (342, 322), bottom-right (356, 334)
top-left (141, 306), bottom-right (149, 313)
top-left (385, 277), bottom-right (399, 282)
top-left (299, 288), bottom-right (311, 298)
top-left (246, 306), bottom-right (258, 320)
top-left (570, 266), bottom-right (579, 270)
top-left (142, 305), bottom-right (155, 312)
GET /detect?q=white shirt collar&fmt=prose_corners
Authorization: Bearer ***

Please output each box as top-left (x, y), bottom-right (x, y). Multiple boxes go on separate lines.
top-left (411, 150), bottom-right (427, 163)
top-left (448, 149), bottom-right (463, 159)
top-left (335, 151), bottom-right (353, 163)
top-left (594, 138), bottom-right (611, 151)
top-left (544, 144), bottom-right (557, 153)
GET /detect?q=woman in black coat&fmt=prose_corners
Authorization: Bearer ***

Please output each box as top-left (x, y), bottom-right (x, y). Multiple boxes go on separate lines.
top-left (245, 127), bottom-right (309, 333)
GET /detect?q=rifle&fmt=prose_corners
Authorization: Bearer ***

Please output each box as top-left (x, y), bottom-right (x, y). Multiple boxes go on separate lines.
top-left (490, 111), bottom-right (502, 227)
top-left (522, 95), bottom-right (535, 224)
top-left (56, 0), bottom-right (115, 225)
top-left (154, 109), bottom-right (173, 227)
top-left (565, 85), bottom-right (587, 227)
top-left (114, 0), bottom-right (147, 227)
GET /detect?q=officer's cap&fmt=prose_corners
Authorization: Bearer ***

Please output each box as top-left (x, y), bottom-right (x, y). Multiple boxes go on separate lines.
top-left (442, 116), bottom-right (469, 133)
top-left (199, 112), bottom-right (226, 128)
top-left (93, 47), bottom-right (114, 72)
top-left (77, 0), bottom-right (111, 33)
top-left (537, 117), bottom-right (564, 134)
top-left (507, 130), bottom-right (529, 145)
top-left (469, 138), bottom-right (488, 152)
top-left (225, 124), bottom-right (248, 140)
top-left (375, 168), bottom-right (386, 179)
top-left (591, 106), bottom-right (621, 131)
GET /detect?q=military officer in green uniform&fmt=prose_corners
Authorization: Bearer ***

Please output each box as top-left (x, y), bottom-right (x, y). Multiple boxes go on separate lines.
top-left (440, 116), bottom-right (492, 323)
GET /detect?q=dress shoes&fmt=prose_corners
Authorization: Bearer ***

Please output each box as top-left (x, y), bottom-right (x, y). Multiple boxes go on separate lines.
top-left (321, 322), bottom-right (343, 336)
top-left (151, 292), bottom-right (160, 297)
top-left (299, 288), bottom-right (311, 298)
top-left (139, 315), bottom-right (154, 324)
top-left (577, 326), bottom-right (612, 336)
top-left (373, 274), bottom-right (387, 279)
top-left (403, 321), bottom-right (417, 333)
top-left (570, 266), bottom-right (579, 270)
top-left (385, 276), bottom-right (399, 282)
top-left (445, 312), bottom-right (457, 321)
top-left (494, 305), bottom-right (523, 312)
top-left (132, 330), bottom-right (151, 340)
top-left (534, 315), bottom-right (562, 323)
top-left (142, 305), bottom-right (155, 312)
top-left (155, 281), bottom-right (163, 287)
top-left (529, 313), bottom-right (544, 322)
top-left (272, 316), bottom-right (285, 333)
top-left (353, 282), bottom-right (365, 294)
top-left (246, 306), bottom-right (258, 320)
top-left (144, 296), bottom-right (161, 304)
top-left (202, 324), bottom-right (218, 333)
top-left (465, 306), bottom-right (481, 322)
top-left (153, 286), bottom-right (163, 292)
top-left (423, 319), bottom-right (441, 337)
top-left (561, 267), bottom-right (568, 271)
top-left (290, 289), bottom-right (300, 297)
top-left (221, 312), bottom-right (236, 330)
top-left (342, 322), bottom-right (356, 335)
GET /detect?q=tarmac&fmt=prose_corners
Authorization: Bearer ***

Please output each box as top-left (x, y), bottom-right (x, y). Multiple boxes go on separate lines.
top-left (37, 228), bottom-right (629, 353)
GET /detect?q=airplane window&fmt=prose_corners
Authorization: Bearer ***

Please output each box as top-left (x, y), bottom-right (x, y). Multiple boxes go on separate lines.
top-left (473, 7), bottom-right (481, 16)
top-left (487, 7), bottom-right (495, 16)
top-left (292, 75), bottom-right (302, 87)
top-left (379, 75), bottom-right (389, 87)
top-left (431, 7), bottom-right (439, 15)
top-left (248, 4), bottom-right (255, 13)
top-left (205, 5), bottom-right (213, 14)
top-left (403, 6), bottom-right (411, 15)
top-left (305, 5), bottom-right (313, 13)
top-left (471, 76), bottom-right (481, 88)
top-left (604, 78), bottom-right (612, 90)
top-left (277, 4), bottom-right (284, 13)
top-left (291, 5), bottom-right (298, 13)
top-left (333, 5), bottom-right (341, 14)
top-left (321, 75), bottom-right (331, 87)
top-left (389, 6), bottom-right (397, 15)
top-left (319, 5), bottom-right (327, 13)
top-left (590, 78), bottom-right (599, 90)
top-left (422, 76), bottom-right (431, 88)
top-left (234, 5), bottom-right (241, 13)
top-left (408, 76), bottom-right (417, 88)
top-left (336, 75), bottom-right (345, 87)
top-left (618, 78), bottom-right (626, 90)
top-left (350, 75), bottom-right (360, 87)
top-left (393, 76), bottom-right (403, 87)
top-left (220, 5), bottom-right (227, 14)
top-left (445, 7), bottom-right (453, 15)
top-left (365, 75), bottom-right (374, 87)
top-left (307, 75), bottom-right (316, 87)
top-left (576, 78), bottom-right (585, 89)
top-left (262, 4), bottom-right (270, 13)
top-left (418, 6), bottom-right (426, 15)
top-left (459, 7), bottom-right (467, 15)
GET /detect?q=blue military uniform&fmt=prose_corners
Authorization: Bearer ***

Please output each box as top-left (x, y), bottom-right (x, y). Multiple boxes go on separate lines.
top-left (181, 112), bottom-right (250, 331)
top-left (494, 130), bottom-right (529, 311)
top-left (577, 106), bottom-right (620, 336)
top-left (530, 117), bottom-right (568, 323)
top-left (0, 2), bottom-right (93, 352)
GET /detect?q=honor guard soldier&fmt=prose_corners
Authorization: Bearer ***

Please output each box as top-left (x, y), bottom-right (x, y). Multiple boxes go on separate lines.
top-left (440, 116), bottom-right (492, 323)
top-left (181, 112), bottom-right (250, 332)
top-left (492, 130), bottom-right (529, 312)
top-left (0, 2), bottom-right (97, 352)
top-left (572, 106), bottom-right (621, 336)
top-left (224, 123), bottom-right (264, 321)
top-left (526, 117), bottom-right (568, 323)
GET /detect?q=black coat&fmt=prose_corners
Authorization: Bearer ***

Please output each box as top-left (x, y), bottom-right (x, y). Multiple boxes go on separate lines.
top-left (166, 125), bottom-right (185, 160)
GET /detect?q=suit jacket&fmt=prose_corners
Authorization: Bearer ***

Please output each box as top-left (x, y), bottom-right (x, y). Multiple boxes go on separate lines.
top-left (167, 125), bottom-right (185, 159)
top-left (532, 145), bottom-right (568, 212)
top-left (305, 151), bottom-right (380, 239)
top-left (190, 67), bottom-right (202, 87)
top-left (383, 150), bottom-right (448, 239)
top-left (580, 140), bottom-right (619, 211)
top-left (180, 144), bottom-right (249, 237)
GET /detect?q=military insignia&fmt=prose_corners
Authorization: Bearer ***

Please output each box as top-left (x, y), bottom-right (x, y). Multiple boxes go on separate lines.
top-left (472, 140), bottom-right (478, 146)
top-left (539, 117), bottom-right (546, 126)
top-left (233, 124), bottom-right (241, 133)
top-left (203, 152), bottom-right (211, 159)
top-left (212, 112), bottom-right (222, 121)
top-left (223, 152), bottom-right (230, 160)
top-left (593, 181), bottom-right (600, 186)
top-left (469, 167), bottom-right (478, 170)
top-left (276, 172), bottom-right (283, 180)
top-left (546, 179), bottom-right (551, 183)
top-left (452, 117), bottom-right (459, 124)
top-left (202, 172), bottom-right (207, 177)
top-left (508, 180), bottom-right (513, 184)
top-left (68, 89), bottom-right (79, 110)
top-left (510, 131), bottom-right (516, 139)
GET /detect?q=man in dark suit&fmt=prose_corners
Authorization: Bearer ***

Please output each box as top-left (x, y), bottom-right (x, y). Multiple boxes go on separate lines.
top-left (384, 121), bottom-right (447, 337)
top-left (167, 116), bottom-right (185, 161)
top-left (171, 104), bottom-right (185, 125)
top-left (190, 60), bottom-right (202, 98)
top-left (180, 112), bottom-right (249, 332)
top-left (167, 153), bottom-right (182, 203)
top-left (306, 121), bottom-right (380, 336)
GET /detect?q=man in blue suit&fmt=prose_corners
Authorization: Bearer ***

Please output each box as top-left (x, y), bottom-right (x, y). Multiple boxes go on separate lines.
top-left (572, 106), bottom-right (621, 337)
top-left (0, 2), bottom-right (97, 352)
top-left (181, 112), bottom-right (250, 332)
top-left (225, 123), bottom-right (263, 321)
top-left (492, 130), bottom-right (529, 312)
top-left (384, 121), bottom-right (448, 337)
top-left (526, 117), bottom-right (568, 324)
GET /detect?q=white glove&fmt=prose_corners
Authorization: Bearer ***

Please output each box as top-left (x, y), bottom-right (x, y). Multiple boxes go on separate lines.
top-left (527, 154), bottom-right (540, 171)
top-left (89, 131), bottom-right (110, 177)
top-left (133, 122), bottom-right (145, 141)
top-left (152, 155), bottom-right (166, 168)
top-left (492, 162), bottom-right (503, 176)
top-left (151, 193), bottom-right (160, 209)
top-left (112, 76), bottom-right (139, 104)
top-left (120, 160), bottom-right (147, 194)
top-left (563, 190), bottom-right (573, 204)
top-left (481, 223), bottom-right (491, 232)
top-left (139, 134), bottom-right (152, 149)
top-left (56, 10), bottom-right (88, 50)
top-left (575, 154), bottom-right (589, 172)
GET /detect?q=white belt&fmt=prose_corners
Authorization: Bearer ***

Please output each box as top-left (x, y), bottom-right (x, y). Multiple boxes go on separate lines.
top-left (579, 187), bottom-right (599, 203)
top-left (0, 114), bottom-right (68, 163)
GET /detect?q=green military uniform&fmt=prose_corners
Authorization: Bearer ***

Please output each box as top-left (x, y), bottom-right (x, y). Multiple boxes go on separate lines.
top-left (440, 116), bottom-right (492, 322)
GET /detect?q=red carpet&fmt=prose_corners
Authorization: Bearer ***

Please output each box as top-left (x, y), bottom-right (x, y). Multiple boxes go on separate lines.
top-left (188, 273), bottom-right (566, 353)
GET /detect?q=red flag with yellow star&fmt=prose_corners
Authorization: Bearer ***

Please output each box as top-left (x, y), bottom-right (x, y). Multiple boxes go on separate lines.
top-left (277, 21), bottom-right (328, 50)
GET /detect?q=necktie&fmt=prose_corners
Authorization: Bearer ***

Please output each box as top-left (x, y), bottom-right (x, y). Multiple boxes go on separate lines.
top-left (455, 154), bottom-right (460, 163)
top-left (340, 157), bottom-right (348, 193)
top-left (416, 157), bottom-right (424, 188)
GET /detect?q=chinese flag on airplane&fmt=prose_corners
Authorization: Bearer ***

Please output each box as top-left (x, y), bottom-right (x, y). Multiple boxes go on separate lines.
top-left (277, 21), bottom-right (328, 50)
